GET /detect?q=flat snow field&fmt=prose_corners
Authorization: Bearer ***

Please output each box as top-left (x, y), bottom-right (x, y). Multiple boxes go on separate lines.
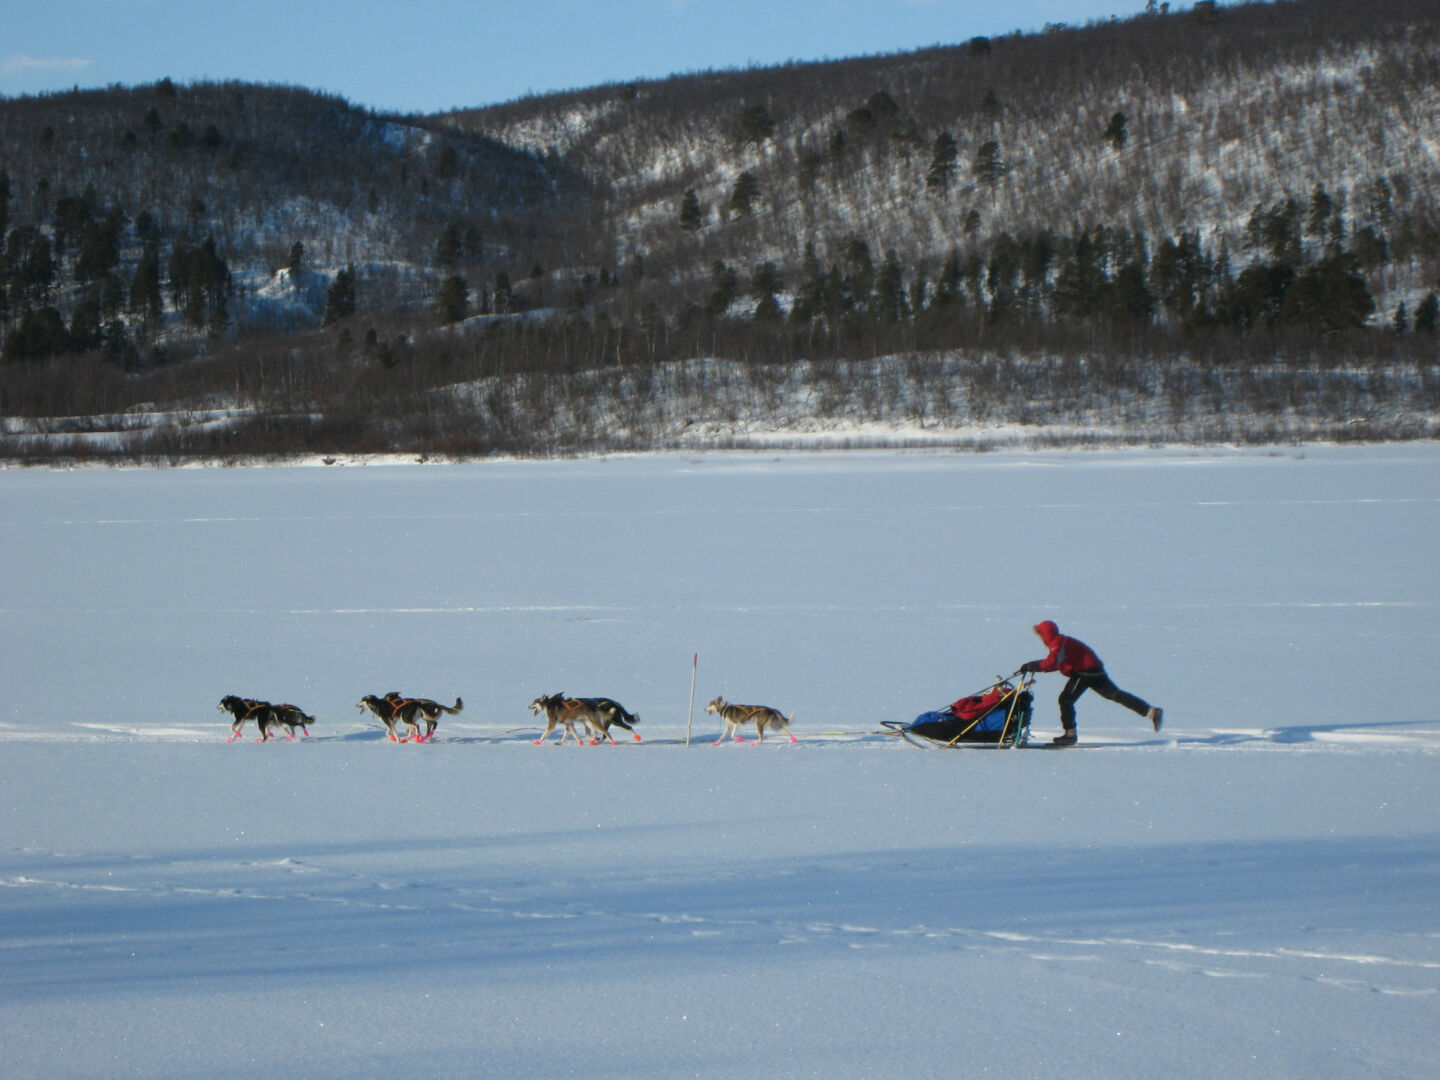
top-left (1, 445), bottom-right (1437, 1080)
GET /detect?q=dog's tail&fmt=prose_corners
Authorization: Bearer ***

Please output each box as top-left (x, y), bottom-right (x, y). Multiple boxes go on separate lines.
top-left (599, 701), bottom-right (640, 732)
top-left (445, 698), bottom-right (463, 715)
top-left (614, 705), bottom-right (642, 741)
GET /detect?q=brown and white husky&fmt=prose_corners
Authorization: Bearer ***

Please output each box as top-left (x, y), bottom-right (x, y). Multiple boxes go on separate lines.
top-left (705, 696), bottom-right (797, 744)
top-left (528, 693), bottom-right (603, 745)
top-left (357, 692), bottom-right (461, 742)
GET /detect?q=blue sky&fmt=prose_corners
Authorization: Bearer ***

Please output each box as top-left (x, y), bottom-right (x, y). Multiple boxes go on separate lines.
top-left (5, 0), bottom-right (1166, 114)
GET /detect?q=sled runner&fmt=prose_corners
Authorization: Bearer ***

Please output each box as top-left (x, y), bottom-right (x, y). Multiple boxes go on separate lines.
top-left (883, 673), bottom-right (1034, 748)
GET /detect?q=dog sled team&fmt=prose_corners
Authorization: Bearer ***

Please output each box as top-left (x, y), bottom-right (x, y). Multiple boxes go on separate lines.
top-left (219, 622), bottom-right (1160, 749)
top-left (217, 688), bottom-right (795, 746)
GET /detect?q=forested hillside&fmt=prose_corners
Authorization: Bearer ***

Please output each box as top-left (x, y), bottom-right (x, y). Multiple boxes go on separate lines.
top-left (1, 0), bottom-right (1437, 461)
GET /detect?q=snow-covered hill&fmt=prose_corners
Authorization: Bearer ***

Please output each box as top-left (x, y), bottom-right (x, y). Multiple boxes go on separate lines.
top-left (459, 0), bottom-right (1440, 317)
top-left (2, 0), bottom-right (1437, 460)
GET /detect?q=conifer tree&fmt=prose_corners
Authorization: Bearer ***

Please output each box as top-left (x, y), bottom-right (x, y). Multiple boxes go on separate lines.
top-left (843, 235), bottom-right (875, 306)
top-left (436, 223), bottom-right (463, 267)
top-left (324, 266), bottom-right (358, 325)
top-left (729, 172), bottom-right (760, 216)
top-left (866, 91), bottom-right (900, 120)
top-left (464, 224), bottom-right (484, 263)
top-left (14, 228), bottom-right (56, 303)
top-left (1110, 261), bottom-right (1155, 324)
top-left (188, 237), bottom-right (231, 331)
top-left (3, 307), bottom-right (67, 362)
top-left (678, 189), bottom-right (703, 231)
top-left (789, 243), bottom-right (827, 326)
top-left (935, 250), bottom-right (964, 307)
top-left (288, 242), bottom-right (305, 291)
top-left (737, 104), bottom-right (775, 146)
top-left (1278, 251), bottom-right (1373, 333)
top-left (128, 241), bottom-right (163, 335)
top-left (1103, 112), bottom-right (1128, 151)
top-left (437, 274), bottom-right (468, 323)
top-left (1415, 292), bottom-right (1439, 333)
top-left (872, 250), bottom-right (910, 323)
top-left (973, 140), bottom-right (1005, 193)
top-left (925, 132), bottom-right (959, 196)
top-left (796, 147), bottom-right (823, 193)
top-left (1306, 184), bottom-right (1336, 245)
top-left (492, 270), bottom-right (514, 314)
top-left (1053, 230), bottom-right (1108, 319)
top-left (705, 261), bottom-right (739, 318)
top-left (100, 271), bottom-right (125, 324)
top-left (750, 262), bottom-right (783, 323)
top-left (69, 294), bottom-right (104, 351)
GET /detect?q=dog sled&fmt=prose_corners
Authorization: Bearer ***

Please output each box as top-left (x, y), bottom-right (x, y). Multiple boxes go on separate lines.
top-left (883, 672), bottom-right (1034, 748)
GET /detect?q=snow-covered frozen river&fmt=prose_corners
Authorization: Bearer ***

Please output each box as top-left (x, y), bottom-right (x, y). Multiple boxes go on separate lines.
top-left (2, 446), bottom-right (1437, 1078)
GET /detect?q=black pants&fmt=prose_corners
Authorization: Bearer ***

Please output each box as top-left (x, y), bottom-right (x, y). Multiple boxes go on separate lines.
top-left (1058, 670), bottom-right (1150, 730)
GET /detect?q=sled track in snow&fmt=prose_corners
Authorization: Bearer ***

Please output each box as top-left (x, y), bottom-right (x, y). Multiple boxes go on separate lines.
top-left (2, 721), bottom-right (1439, 752)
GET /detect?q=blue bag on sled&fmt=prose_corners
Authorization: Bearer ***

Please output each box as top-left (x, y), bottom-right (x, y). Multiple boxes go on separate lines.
top-left (884, 680), bottom-right (1033, 748)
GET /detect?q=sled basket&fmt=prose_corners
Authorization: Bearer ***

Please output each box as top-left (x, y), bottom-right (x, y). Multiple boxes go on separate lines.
top-left (884, 679), bottom-right (1033, 748)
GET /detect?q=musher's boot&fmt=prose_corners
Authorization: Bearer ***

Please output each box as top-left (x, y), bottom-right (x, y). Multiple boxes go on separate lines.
top-left (1147, 706), bottom-right (1164, 732)
top-left (1052, 729), bottom-right (1078, 746)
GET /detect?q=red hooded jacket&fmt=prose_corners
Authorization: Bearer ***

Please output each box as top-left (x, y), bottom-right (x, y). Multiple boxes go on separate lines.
top-left (1030, 620), bottom-right (1104, 676)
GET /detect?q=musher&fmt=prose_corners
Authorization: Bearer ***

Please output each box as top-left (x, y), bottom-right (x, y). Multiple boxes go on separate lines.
top-left (1019, 620), bottom-right (1163, 746)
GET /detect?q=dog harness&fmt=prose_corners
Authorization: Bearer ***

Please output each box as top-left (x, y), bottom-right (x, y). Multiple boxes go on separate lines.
top-left (728, 704), bottom-right (771, 723)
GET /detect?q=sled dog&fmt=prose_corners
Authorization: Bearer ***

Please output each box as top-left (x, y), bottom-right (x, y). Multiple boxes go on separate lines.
top-left (587, 697), bottom-right (642, 742)
top-left (220, 695), bottom-right (273, 741)
top-left (357, 692), bottom-right (461, 742)
top-left (528, 693), bottom-right (603, 745)
top-left (705, 696), bottom-right (797, 744)
top-left (270, 704), bottom-right (316, 739)
top-left (219, 695), bottom-right (305, 742)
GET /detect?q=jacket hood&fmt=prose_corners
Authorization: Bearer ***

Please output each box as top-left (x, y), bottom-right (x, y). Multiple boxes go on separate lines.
top-left (1034, 620), bottom-right (1060, 644)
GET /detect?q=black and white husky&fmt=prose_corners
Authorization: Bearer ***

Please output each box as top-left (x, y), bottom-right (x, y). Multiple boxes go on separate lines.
top-left (219, 695), bottom-right (271, 741)
top-left (219, 695), bottom-right (312, 742)
top-left (270, 704), bottom-right (316, 739)
top-left (705, 696), bottom-right (797, 744)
